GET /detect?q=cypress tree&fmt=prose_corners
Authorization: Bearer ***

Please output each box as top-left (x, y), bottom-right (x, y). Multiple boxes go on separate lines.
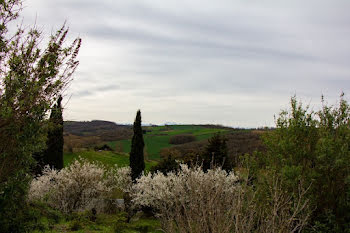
top-left (43, 96), bottom-right (64, 169)
top-left (129, 110), bottom-right (145, 181)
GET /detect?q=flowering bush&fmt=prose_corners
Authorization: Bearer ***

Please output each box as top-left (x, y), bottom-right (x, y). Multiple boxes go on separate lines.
top-left (132, 164), bottom-right (248, 233)
top-left (28, 159), bottom-right (130, 213)
top-left (132, 164), bottom-right (310, 233)
top-left (112, 166), bottom-right (132, 193)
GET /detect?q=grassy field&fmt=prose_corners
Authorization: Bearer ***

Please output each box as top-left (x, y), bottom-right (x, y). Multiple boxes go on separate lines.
top-left (107, 125), bottom-right (229, 160)
top-left (31, 207), bottom-right (161, 233)
top-left (63, 125), bottom-right (230, 169)
top-left (64, 151), bottom-right (158, 171)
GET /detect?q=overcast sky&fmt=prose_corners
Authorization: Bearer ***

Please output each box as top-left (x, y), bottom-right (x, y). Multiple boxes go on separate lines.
top-left (20, 0), bottom-right (350, 127)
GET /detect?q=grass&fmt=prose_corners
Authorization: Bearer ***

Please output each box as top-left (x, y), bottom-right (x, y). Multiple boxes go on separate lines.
top-left (107, 125), bottom-right (229, 160)
top-left (31, 209), bottom-right (162, 233)
top-left (64, 150), bottom-right (158, 171)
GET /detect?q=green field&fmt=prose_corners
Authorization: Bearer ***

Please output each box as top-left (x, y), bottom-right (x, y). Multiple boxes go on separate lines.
top-left (32, 209), bottom-right (161, 233)
top-left (107, 125), bottom-right (228, 160)
top-left (64, 151), bottom-right (157, 171)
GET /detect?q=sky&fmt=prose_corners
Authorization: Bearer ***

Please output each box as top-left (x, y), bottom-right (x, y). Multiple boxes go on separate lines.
top-left (19, 0), bottom-right (350, 127)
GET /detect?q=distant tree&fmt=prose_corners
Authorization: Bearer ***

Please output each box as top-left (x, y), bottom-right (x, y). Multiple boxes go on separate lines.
top-left (94, 144), bottom-right (113, 151)
top-left (201, 133), bottom-right (229, 171)
top-left (129, 110), bottom-right (145, 181)
top-left (43, 96), bottom-right (64, 169)
top-left (150, 155), bottom-right (180, 175)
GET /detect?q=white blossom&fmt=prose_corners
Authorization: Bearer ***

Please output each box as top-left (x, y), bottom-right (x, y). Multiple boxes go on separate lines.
top-left (28, 159), bottom-right (130, 213)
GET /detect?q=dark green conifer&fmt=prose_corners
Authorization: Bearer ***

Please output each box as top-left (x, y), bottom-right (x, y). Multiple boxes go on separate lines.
top-left (129, 110), bottom-right (145, 181)
top-left (202, 133), bottom-right (228, 171)
top-left (43, 96), bottom-right (64, 169)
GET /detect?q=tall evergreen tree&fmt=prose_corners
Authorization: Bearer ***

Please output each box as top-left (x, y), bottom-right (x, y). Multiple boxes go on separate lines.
top-left (129, 110), bottom-right (145, 181)
top-left (202, 133), bottom-right (229, 171)
top-left (43, 96), bottom-right (64, 169)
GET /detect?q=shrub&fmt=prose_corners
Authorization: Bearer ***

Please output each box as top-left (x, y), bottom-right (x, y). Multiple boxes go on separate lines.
top-left (254, 172), bottom-right (311, 233)
top-left (150, 155), bottom-right (180, 175)
top-left (132, 164), bottom-right (241, 233)
top-left (94, 144), bottom-right (113, 151)
top-left (261, 95), bottom-right (350, 231)
top-left (28, 159), bottom-right (130, 213)
top-left (169, 134), bottom-right (196, 145)
top-left (132, 164), bottom-right (310, 233)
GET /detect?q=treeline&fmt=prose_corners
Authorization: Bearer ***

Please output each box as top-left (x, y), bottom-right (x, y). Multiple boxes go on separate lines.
top-left (159, 130), bottom-right (265, 169)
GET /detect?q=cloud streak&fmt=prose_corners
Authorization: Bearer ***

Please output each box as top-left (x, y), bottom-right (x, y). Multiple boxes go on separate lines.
top-left (19, 0), bottom-right (350, 127)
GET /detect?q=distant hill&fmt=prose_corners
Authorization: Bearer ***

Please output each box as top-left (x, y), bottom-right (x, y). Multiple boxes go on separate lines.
top-left (64, 120), bottom-right (133, 141)
top-left (63, 121), bottom-right (267, 162)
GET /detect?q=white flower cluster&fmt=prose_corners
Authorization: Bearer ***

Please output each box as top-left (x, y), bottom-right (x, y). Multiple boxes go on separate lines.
top-left (28, 159), bottom-right (131, 213)
top-left (132, 164), bottom-right (242, 233)
top-left (133, 164), bottom-right (239, 208)
top-left (112, 166), bottom-right (132, 193)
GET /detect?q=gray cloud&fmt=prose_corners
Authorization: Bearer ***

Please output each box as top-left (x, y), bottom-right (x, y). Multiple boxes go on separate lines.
top-left (19, 0), bottom-right (350, 127)
top-left (74, 90), bottom-right (93, 98)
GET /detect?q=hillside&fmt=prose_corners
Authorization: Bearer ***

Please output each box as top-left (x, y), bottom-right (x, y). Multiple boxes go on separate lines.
top-left (63, 121), bottom-right (266, 165)
top-left (64, 120), bottom-right (132, 141)
top-left (107, 124), bottom-right (230, 160)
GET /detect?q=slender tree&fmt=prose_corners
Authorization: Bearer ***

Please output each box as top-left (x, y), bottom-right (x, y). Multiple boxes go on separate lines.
top-left (129, 110), bottom-right (145, 181)
top-left (43, 96), bottom-right (64, 169)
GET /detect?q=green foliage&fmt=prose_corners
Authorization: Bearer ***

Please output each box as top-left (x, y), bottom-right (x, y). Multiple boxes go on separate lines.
top-left (27, 210), bottom-right (161, 233)
top-left (0, 0), bottom-right (81, 231)
top-left (42, 96), bottom-right (64, 170)
top-left (112, 212), bottom-right (128, 233)
top-left (150, 155), bottom-right (180, 175)
top-left (94, 144), bottom-right (113, 151)
top-left (260, 94), bottom-right (350, 231)
top-left (0, 201), bottom-right (64, 232)
top-left (69, 220), bottom-right (83, 231)
top-left (129, 110), bottom-right (145, 181)
top-left (201, 133), bottom-right (229, 171)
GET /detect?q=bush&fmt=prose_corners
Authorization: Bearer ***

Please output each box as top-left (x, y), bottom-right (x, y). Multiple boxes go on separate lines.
top-left (132, 164), bottom-right (310, 233)
top-left (28, 159), bottom-right (130, 213)
top-left (261, 95), bottom-right (350, 231)
top-left (150, 155), bottom-right (180, 175)
top-left (169, 134), bottom-right (196, 145)
top-left (94, 144), bottom-right (113, 151)
top-left (132, 164), bottom-right (239, 232)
